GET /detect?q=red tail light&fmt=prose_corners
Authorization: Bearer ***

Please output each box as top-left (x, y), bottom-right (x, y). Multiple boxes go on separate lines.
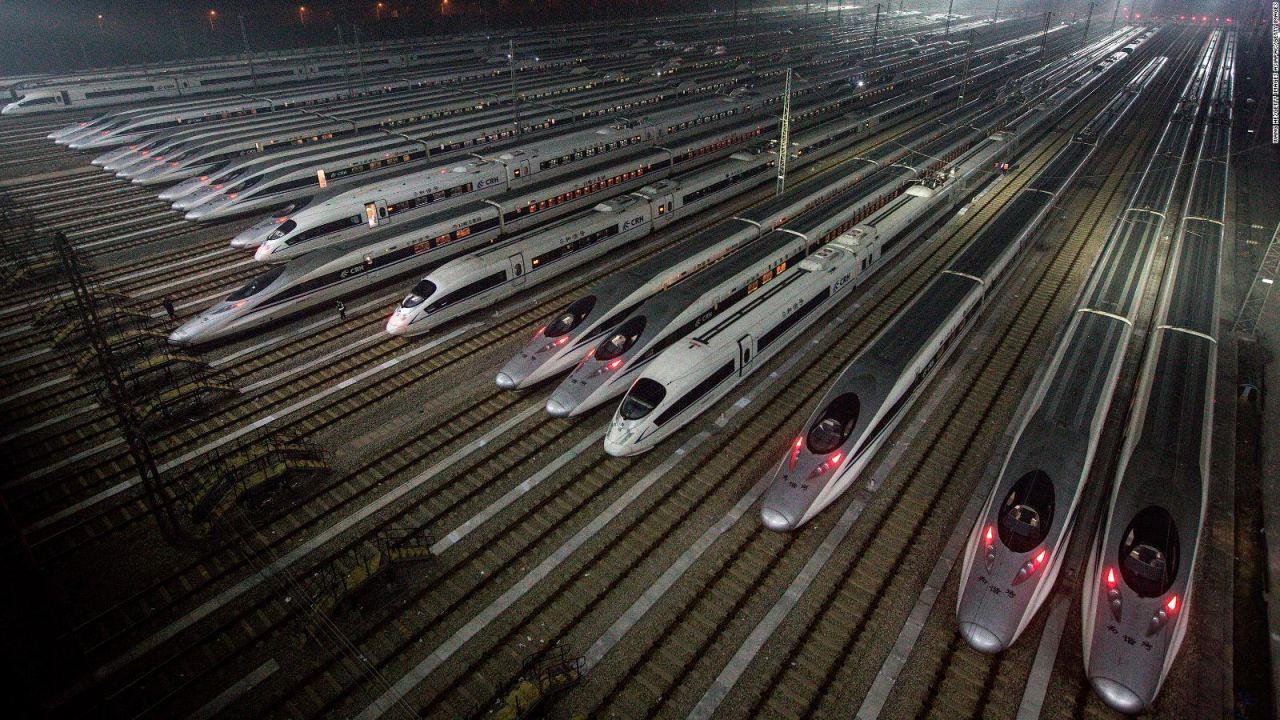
top-left (984, 525), bottom-right (994, 544)
top-left (1106, 567), bottom-right (1117, 588)
top-left (789, 436), bottom-right (803, 470)
top-left (608, 358), bottom-right (623, 370)
top-left (1166, 595), bottom-right (1178, 613)
top-left (1034, 549), bottom-right (1047, 566)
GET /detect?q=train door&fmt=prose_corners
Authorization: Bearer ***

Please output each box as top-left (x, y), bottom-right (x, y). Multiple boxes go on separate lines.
top-left (376, 199), bottom-right (389, 225)
top-left (59, 90), bottom-right (70, 106)
top-left (651, 192), bottom-right (676, 230)
top-left (509, 254), bottom-right (526, 288)
top-left (737, 335), bottom-right (753, 377)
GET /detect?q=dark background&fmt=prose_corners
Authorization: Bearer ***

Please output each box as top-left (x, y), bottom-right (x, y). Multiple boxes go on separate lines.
top-left (0, 1), bottom-right (1244, 75)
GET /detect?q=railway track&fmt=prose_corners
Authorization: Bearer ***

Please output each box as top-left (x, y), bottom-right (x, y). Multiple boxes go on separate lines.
top-left (0, 24), bottom-right (1186, 720)
top-left (70, 37), bottom-right (1173, 720)
top-left (20, 70), bottom-right (1067, 718)
top-left (7, 90), bottom-right (980, 564)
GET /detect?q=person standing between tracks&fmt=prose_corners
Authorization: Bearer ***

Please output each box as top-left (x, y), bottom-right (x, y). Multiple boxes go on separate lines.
top-left (337, 300), bottom-right (346, 321)
top-left (161, 296), bottom-right (176, 321)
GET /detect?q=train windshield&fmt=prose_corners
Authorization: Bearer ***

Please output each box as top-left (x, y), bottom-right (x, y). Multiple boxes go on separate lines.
top-left (1118, 506), bottom-right (1180, 597)
top-left (595, 316), bottom-right (646, 361)
top-left (998, 470), bottom-right (1055, 553)
top-left (269, 220), bottom-right (297, 240)
top-left (545, 296), bottom-right (597, 337)
top-left (401, 280), bottom-right (436, 308)
top-left (620, 378), bottom-right (666, 420)
top-left (225, 265), bottom-right (287, 301)
top-left (806, 392), bottom-right (860, 454)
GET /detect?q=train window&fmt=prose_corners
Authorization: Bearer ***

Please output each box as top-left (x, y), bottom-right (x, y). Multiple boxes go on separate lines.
top-left (806, 392), bottom-right (861, 454)
top-left (1118, 506), bottom-right (1180, 598)
top-left (225, 265), bottom-right (287, 301)
top-left (545, 296), bottom-right (598, 338)
top-left (620, 378), bottom-right (667, 420)
top-left (268, 219), bottom-right (298, 241)
top-left (997, 471), bottom-right (1055, 553)
top-left (596, 316), bottom-right (647, 361)
top-left (401, 280), bottom-right (437, 308)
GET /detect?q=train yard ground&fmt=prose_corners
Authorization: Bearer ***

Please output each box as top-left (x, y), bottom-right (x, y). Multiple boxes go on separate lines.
top-left (1, 16), bottom-right (1276, 720)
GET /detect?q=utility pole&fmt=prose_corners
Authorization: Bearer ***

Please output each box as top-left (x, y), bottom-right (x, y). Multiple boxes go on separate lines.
top-left (52, 232), bottom-right (180, 544)
top-left (776, 67), bottom-right (792, 195)
top-left (510, 39), bottom-right (520, 136)
top-left (944, 0), bottom-right (954, 38)
top-left (1082, 1), bottom-right (1094, 42)
top-left (872, 3), bottom-right (881, 51)
top-left (993, 0), bottom-right (1001, 22)
top-left (1040, 11), bottom-right (1052, 51)
top-left (335, 25), bottom-right (353, 97)
top-left (238, 15), bottom-right (258, 88)
top-left (353, 25), bottom-right (367, 93)
top-left (957, 28), bottom-right (974, 111)
top-left (1110, 0), bottom-right (1122, 31)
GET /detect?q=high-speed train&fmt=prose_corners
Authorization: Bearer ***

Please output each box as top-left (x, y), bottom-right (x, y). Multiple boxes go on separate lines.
top-left (227, 90), bottom-right (768, 247)
top-left (379, 50), bottom-right (1028, 342)
top-left (237, 29), bottom-right (1046, 259)
top-left (757, 29), bottom-right (1147, 532)
top-left (955, 48), bottom-right (1191, 657)
top-left (383, 148), bottom-right (776, 338)
top-left (176, 87), bottom-right (776, 221)
top-left (604, 233), bottom-right (869, 456)
top-left (5, 43), bottom-right (479, 116)
top-left (172, 128), bottom-right (763, 346)
top-left (1081, 29), bottom-right (1232, 715)
top-left (544, 229), bottom-right (815, 416)
top-left (494, 28), bottom-right (1125, 391)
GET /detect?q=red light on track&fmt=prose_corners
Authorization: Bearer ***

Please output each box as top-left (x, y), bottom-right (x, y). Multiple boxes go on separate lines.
top-left (1106, 567), bottom-right (1117, 588)
top-left (1166, 595), bottom-right (1178, 612)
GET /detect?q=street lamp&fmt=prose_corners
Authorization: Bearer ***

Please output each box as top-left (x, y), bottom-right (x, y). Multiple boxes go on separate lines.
top-left (298, 5), bottom-right (307, 25)
top-left (376, 2), bottom-right (385, 20)
top-left (96, 13), bottom-right (104, 33)
top-left (208, 9), bottom-right (217, 31)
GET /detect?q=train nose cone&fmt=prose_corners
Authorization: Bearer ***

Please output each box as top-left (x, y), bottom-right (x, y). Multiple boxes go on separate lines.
top-left (760, 507), bottom-right (797, 532)
top-left (958, 622), bottom-right (1005, 654)
top-left (495, 372), bottom-right (517, 390)
top-left (168, 326), bottom-right (192, 345)
top-left (1090, 678), bottom-right (1145, 715)
top-left (544, 393), bottom-right (573, 417)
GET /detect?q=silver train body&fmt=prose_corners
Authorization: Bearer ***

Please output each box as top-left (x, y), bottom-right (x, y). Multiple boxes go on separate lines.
top-left (384, 154), bottom-right (764, 337)
top-left (179, 90), bottom-right (767, 222)
top-left (604, 235), bottom-right (867, 456)
top-left (955, 50), bottom-right (1192, 658)
top-left (168, 223), bottom-right (460, 346)
top-left (493, 63), bottom-right (1012, 390)
top-left (6, 43), bottom-right (479, 117)
top-left (544, 229), bottom-right (813, 417)
top-left (758, 35), bottom-right (1142, 531)
top-left (1081, 30), bottom-right (1232, 715)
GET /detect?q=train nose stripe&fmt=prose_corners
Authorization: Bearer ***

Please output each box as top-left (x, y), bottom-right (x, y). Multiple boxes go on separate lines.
top-left (957, 621), bottom-right (1005, 654)
top-left (1090, 677), bottom-right (1145, 715)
